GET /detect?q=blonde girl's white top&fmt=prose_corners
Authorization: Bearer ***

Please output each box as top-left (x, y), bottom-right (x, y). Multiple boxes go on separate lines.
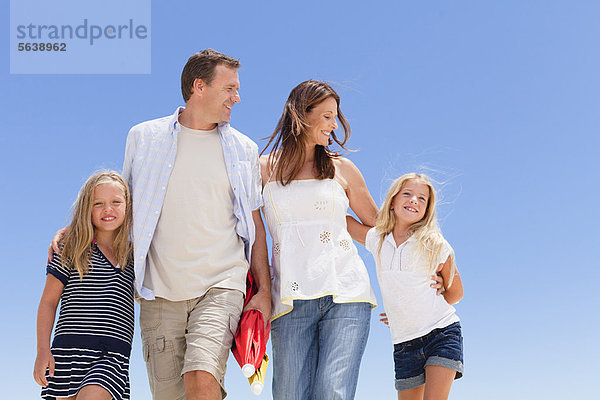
top-left (263, 179), bottom-right (377, 320)
top-left (365, 228), bottom-right (460, 344)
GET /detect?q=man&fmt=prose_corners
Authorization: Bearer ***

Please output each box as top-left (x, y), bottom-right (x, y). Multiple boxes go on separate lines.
top-left (52, 49), bottom-right (271, 400)
top-left (125, 49), bottom-right (270, 400)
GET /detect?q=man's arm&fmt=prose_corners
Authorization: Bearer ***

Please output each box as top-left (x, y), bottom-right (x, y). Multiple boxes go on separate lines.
top-left (244, 210), bottom-right (271, 327)
top-left (122, 127), bottom-right (137, 187)
top-left (48, 228), bottom-right (67, 262)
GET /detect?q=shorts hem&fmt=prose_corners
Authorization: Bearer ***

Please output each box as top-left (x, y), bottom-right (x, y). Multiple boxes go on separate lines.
top-left (395, 373), bottom-right (425, 391)
top-left (425, 356), bottom-right (464, 379)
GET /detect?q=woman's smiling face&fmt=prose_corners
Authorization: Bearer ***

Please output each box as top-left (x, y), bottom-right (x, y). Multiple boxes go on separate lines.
top-left (305, 96), bottom-right (339, 147)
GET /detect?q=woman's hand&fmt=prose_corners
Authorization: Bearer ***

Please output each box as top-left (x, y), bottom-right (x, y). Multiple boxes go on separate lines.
top-left (33, 349), bottom-right (54, 387)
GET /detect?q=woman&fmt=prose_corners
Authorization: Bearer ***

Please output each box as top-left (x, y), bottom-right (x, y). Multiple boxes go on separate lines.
top-left (260, 80), bottom-right (378, 399)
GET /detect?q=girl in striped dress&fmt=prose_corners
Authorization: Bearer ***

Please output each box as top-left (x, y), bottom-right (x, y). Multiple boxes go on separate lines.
top-left (34, 171), bottom-right (134, 400)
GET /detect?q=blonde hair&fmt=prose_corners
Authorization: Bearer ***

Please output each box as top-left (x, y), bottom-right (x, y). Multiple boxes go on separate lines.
top-left (376, 173), bottom-right (456, 286)
top-left (60, 171), bottom-right (133, 280)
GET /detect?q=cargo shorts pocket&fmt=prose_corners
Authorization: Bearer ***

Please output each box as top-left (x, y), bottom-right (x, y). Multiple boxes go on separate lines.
top-left (140, 298), bottom-right (163, 331)
top-left (145, 335), bottom-right (180, 382)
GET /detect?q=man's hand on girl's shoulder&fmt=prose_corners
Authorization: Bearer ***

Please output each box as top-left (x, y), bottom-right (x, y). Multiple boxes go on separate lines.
top-left (47, 227), bottom-right (67, 263)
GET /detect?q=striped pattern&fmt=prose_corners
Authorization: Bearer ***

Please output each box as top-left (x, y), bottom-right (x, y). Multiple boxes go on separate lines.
top-left (41, 347), bottom-right (130, 400)
top-left (43, 246), bottom-right (134, 399)
top-left (122, 107), bottom-right (263, 300)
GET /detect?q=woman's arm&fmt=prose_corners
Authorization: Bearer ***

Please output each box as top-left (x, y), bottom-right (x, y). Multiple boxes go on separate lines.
top-left (33, 275), bottom-right (64, 387)
top-left (259, 154), bottom-right (271, 188)
top-left (346, 215), bottom-right (370, 245)
top-left (439, 256), bottom-right (463, 305)
top-left (335, 158), bottom-right (378, 226)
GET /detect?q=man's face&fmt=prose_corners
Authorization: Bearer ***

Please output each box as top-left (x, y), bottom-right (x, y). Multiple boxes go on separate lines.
top-left (197, 64), bottom-right (240, 125)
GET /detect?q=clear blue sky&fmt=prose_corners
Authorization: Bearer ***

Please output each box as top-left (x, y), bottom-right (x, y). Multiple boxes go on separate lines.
top-left (2, 1), bottom-right (599, 398)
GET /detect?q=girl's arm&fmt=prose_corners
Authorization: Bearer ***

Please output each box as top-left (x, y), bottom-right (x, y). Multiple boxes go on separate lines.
top-left (439, 256), bottom-right (463, 305)
top-left (33, 275), bottom-right (64, 387)
top-left (335, 158), bottom-right (378, 227)
top-left (346, 215), bottom-right (370, 245)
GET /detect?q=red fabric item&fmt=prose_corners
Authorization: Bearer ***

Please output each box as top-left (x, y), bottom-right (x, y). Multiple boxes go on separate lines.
top-left (231, 271), bottom-right (271, 371)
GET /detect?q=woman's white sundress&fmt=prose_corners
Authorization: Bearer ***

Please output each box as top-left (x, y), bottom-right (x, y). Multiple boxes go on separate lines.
top-left (262, 178), bottom-right (377, 320)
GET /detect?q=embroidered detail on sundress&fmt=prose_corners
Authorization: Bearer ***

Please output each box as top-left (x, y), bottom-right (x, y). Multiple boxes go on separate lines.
top-left (273, 243), bottom-right (280, 256)
top-left (319, 231), bottom-right (331, 243)
top-left (286, 281), bottom-right (299, 292)
top-left (313, 200), bottom-right (328, 210)
top-left (339, 239), bottom-right (350, 251)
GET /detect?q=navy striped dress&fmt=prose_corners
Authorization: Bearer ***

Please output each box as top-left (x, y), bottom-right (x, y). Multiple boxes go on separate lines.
top-left (42, 244), bottom-right (135, 400)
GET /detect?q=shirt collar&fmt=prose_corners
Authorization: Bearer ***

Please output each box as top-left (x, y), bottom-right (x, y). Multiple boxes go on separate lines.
top-left (384, 232), bottom-right (396, 247)
top-left (384, 231), bottom-right (414, 248)
top-left (169, 106), bottom-right (184, 134)
top-left (169, 106), bottom-right (232, 136)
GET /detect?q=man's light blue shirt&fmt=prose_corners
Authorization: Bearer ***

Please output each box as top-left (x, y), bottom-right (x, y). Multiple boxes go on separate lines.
top-left (122, 107), bottom-right (263, 300)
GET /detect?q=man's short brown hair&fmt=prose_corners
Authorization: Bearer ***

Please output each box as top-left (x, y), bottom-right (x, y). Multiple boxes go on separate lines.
top-left (180, 49), bottom-right (241, 102)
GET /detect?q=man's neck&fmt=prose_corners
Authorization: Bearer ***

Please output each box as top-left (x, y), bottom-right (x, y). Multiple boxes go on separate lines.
top-left (179, 106), bottom-right (217, 130)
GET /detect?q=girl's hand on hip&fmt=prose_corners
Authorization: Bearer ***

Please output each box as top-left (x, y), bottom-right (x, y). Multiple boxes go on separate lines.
top-left (430, 263), bottom-right (446, 295)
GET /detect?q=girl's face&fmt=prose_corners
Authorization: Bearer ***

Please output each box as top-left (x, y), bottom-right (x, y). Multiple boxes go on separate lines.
top-left (305, 96), bottom-right (339, 147)
top-left (91, 182), bottom-right (127, 234)
top-left (392, 179), bottom-right (430, 225)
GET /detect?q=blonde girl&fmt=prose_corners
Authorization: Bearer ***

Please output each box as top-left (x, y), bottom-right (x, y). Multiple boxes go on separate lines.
top-left (347, 173), bottom-right (464, 400)
top-left (34, 171), bottom-right (134, 400)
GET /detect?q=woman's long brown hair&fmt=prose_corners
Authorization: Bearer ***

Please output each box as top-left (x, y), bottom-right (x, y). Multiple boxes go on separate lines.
top-left (261, 80), bottom-right (352, 185)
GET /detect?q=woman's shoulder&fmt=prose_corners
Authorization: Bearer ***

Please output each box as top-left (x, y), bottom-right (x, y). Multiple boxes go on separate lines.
top-left (333, 157), bottom-right (365, 190)
top-left (332, 156), bottom-right (357, 172)
top-left (259, 153), bottom-right (270, 166)
top-left (259, 153), bottom-right (273, 183)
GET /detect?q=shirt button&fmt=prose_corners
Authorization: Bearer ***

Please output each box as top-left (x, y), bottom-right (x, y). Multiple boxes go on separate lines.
top-left (162, 186), bottom-right (166, 190)
top-left (155, 211), bottom-right (159, 215)
top-left (168, 164), bottom-right (172, 168)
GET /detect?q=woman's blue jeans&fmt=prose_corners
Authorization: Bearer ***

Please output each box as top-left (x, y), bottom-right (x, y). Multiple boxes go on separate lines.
top-left (271, 296), bottom-right (371, 400)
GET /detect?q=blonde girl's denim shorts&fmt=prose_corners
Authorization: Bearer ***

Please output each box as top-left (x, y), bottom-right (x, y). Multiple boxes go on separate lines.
top-left (393, 322), bottom-right (463, 391)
